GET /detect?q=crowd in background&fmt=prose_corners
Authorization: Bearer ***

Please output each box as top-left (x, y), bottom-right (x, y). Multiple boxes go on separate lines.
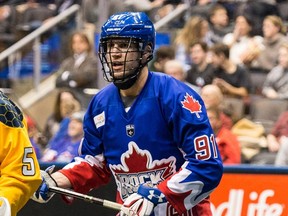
top-left (1, 0), bottom-right (288, 166)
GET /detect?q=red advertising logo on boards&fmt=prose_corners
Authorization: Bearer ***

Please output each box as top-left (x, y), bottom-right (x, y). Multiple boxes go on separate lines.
top-left (210, 173), bottom-right (288, 216)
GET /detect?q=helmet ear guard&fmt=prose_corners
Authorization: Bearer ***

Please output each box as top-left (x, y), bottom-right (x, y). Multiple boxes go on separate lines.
top-left (143, 43), bottom-right (153, 64)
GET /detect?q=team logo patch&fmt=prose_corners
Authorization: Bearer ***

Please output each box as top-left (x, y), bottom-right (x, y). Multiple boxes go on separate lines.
top-left (181, 93), bottom-right (202, 118)
top-left (109, 142), bottom-right (176, 200)
top-left (126, 124), bottom-right (135, 137)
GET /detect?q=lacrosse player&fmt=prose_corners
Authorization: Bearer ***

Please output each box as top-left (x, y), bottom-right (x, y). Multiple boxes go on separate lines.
top-left (0, 91), bottom-right (41, 216)
top-left (32, 11), bottom-right (223, 216)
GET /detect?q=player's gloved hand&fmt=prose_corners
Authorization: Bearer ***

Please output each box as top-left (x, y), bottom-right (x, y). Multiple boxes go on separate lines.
top-left (120, 183), bottom-right (167, 216)
top-left (31, 165), bottom-right (58, 203)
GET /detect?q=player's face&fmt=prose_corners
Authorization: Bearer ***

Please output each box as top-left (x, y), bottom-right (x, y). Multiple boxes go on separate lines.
top-left (105, 38), bottom-right (141, 80)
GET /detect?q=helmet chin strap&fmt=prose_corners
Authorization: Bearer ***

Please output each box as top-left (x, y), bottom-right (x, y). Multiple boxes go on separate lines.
top-left (113, 63), bottom-right (143, 90)
top-left (113, 75), bottom-right (138, 90)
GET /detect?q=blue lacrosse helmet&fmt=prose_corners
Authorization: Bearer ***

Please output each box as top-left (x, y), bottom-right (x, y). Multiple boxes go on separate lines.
top-left (99, 12), bottom-right (156, 90)
top-left (101, 12), bottom-right (156, 52)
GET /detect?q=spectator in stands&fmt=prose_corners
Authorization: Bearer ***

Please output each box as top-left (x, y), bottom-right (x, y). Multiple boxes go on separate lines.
top-left (275, 141), bottom-right (288, 166)
top-left (235, 0), bottom-right (279, 36)
top-left (257, 110), bottom-right (288, 165)
top-left (25, 115), bottom-right (43, 159)
top-left (187, 0), bottom-right (215, 20)
top-left (200, 84), bottom-right (233, 130)
top-left (0, 4), bottom-right (17, 88)
top-left (149, 45), bottom-right (175, 72)
top-left (81, 0), bottom-right (99, 25)
top-left (208, 3), bottom-right (234, 44)
top-left (210, 43), bottom-right (251, 99)
top-left (262, 43), bottom-right (288, 99)
top-left (186, 41), bottom-right (214, 88)
top-left (250, 15), bottom-right (288, 73)
top-left (0, 4), bottom-right (17, 48)
top-left (46, 0), bottom-right (81, 60)
top-left (81, 0), bottom-right (127, 25)
top-left (40, 111), bottom-right (85, 163)
top-left (174, 15), bottom-right (213, 71)
top-left (52, 0), bottom-right (81, 31)
top-left (267, 111), bottom-right (288, 153)
top-left (276, 0), bottom-right (288, 22)
top-left (207, 106), bottom-right (241, 164)
top-left (16, 1), bottom-right (54, 32)
top-left (154, 0), bottom-right (190, 28)
top-left (274, 137), bottom-right (288, 166)
top-left (163, 59), bottom-right (200, 93)
top-left (43, 89), bottom-right (81, 144)
top-left (55, 31), bottom-right (98, 107)
top-left (124, 0), bottom-right (165, 18)
top-left (223, 14), bottom-right (264, 67)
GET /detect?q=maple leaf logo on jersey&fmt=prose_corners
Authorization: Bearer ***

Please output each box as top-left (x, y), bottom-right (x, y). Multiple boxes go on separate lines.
top-left (109, 142), bottom-right (176, 200)
top-left (181, 93), bottom-right (202, 118)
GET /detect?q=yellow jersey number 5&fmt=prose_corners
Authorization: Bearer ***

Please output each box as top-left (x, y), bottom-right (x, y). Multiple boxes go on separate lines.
top-left (22, 147), bottom-right (36, 176)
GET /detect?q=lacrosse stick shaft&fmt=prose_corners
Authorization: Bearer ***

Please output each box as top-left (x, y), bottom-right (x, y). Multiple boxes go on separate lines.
top-left (49, 186), bottom-right (122, 211)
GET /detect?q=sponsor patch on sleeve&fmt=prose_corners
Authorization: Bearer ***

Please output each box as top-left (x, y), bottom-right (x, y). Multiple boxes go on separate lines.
top-left (94, 111), bottom-right (105, 128)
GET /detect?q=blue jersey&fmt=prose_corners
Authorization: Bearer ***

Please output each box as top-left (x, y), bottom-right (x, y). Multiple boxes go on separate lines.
top-left (60, 71), bottom-right (223, 215)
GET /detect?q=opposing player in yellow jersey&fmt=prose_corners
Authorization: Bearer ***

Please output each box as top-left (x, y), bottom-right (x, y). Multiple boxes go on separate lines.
top-left (0, 91), bottom-right (42, 216)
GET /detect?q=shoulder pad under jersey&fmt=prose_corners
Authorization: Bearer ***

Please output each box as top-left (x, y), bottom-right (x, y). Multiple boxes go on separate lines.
top-left (0, 91), bottom-right (23, 128)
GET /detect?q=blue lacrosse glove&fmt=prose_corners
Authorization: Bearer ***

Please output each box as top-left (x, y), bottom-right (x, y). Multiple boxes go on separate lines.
top-left (120, 183), bottom-right (167, 216)
top-left (31, 165), bottom-right (58, 203)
